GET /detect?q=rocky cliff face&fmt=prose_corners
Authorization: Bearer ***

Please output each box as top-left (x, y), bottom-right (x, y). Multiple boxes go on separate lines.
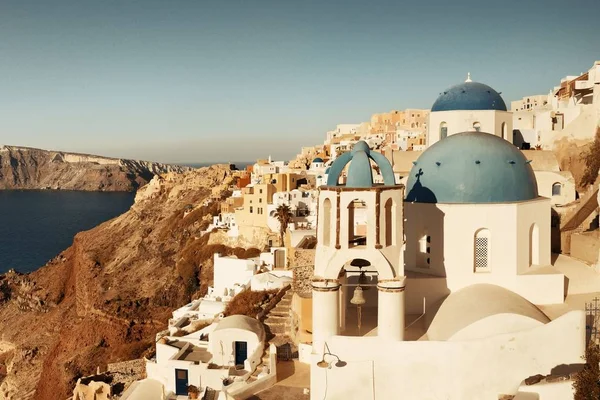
top-left (0, 164), bottom-right (241, 400)
top-left (0, 145), bottom-right (191, 191)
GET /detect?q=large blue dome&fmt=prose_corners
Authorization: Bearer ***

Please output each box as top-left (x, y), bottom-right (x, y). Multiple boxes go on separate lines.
top-left (405, 132), bottom-right (538, 204)
top-left (432, 81), bottom-right (507, 112)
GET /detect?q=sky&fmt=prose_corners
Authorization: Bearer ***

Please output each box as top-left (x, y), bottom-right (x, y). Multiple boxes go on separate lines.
top-left (0, 0), bottom-right (598, 164)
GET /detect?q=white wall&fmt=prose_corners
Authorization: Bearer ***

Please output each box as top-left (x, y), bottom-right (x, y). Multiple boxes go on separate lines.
top-left (310, 311), bottom-right (585, 400)
top-left (428, 110), bottom-right (513, 146)
top-left (213, 254), bottom-right (256, 296)
top-left (404, 198), bottom-right (562, 305)
top-left (533, 171), bottom-right (576, 205)
top-left (209, 328), bottom-right (263, 369)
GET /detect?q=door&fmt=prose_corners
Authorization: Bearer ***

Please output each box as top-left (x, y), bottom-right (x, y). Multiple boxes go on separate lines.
top-left (175, 369), bottom-right (188, 396)
top-left (234, 341), bottom-right (248, 366)
top-left (274, 249), bottom-right (285, 268)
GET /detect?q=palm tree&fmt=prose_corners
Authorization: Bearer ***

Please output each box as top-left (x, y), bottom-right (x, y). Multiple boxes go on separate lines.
top-left (274, 204), bottom-right (294, 246)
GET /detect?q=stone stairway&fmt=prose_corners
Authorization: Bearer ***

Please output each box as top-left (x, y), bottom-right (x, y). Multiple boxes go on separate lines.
top-left (247, 289), bottom-right (295, 383)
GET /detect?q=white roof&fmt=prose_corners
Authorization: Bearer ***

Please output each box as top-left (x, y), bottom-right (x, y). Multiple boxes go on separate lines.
top-left (214, 315), bottom-right (265, 340)
top-left (427, 284), bottom-right (549, 341)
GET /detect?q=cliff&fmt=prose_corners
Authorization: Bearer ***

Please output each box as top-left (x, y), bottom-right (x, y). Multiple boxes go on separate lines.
top-left (0, 164), bottom-right (248, 400)
top-left (0, 145), bottom-right (191, 191)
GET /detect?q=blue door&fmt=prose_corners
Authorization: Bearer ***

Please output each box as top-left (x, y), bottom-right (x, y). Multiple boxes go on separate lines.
top-left (175, 369), bottom-right (188, 395)
top-left (235, 341), bottom-right (248, 366)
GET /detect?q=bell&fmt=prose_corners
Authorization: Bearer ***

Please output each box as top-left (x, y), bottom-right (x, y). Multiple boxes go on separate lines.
top-left (350, 286), bottom-right (366, 305)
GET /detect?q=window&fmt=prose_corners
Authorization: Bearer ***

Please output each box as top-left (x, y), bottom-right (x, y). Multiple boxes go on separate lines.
top-left (259, 189), bottom-right (263, 194)
top-left (501, 122), bottom-right (507, 140)
top-left (259, 198), bottom-right (262, 203)
top-left (249, 206), bottom-right (253, 213)
top-left (418, 234), bottom-right (431, 268)
top-left (474, 229), bottom-right (490, 272)
top-left (552, 183), bottom-right (561, 196)
top-left (529, 224), bottom-right (539, 266)
top-left (440, 122), bottom-right (448, 140)
top-left (322, 198), bottom-right (331, 246)
top-left (473, 122), bottom-right (481, 132)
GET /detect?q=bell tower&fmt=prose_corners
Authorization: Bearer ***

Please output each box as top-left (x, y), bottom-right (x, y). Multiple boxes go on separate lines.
top-left (311, 141), bottom-right (406, 352)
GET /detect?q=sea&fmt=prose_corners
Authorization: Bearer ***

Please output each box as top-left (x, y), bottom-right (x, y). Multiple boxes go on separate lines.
top-left (0, 161), bottom-right (253, 274)
top-left (0, 191), bottom-right (135, 273)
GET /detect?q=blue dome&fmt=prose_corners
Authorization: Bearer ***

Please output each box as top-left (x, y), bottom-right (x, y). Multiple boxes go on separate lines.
top-left (312, 157), bottom-right (324, 163)
top-left (326, 141), bottom-right (396, 188)
top-left (432, 82), bottom-right (507, 112)
top-left (405, 132), bottom-right (538, 204)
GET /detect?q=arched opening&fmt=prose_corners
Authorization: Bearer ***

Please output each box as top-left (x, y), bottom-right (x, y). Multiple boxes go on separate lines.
top-left (474, 229), bottom-right (490, 272)
top-left (418, 233), bottom-right (431, 268)
top-left (440, 122), bottom-right (448, 140)
top-left (322, 198), bottom-right (331, 246)
top-left (342, 258), bottom-right (378, 337)
top-left (501, 122), bottom-right (507, 140)
top-left (348, 199), bottom-right (367, 248)
top-left (552, 182), bottom-right (562, 196)
top-left (411, 123), bottom-right (415, 128)
top-left (384, 198), bottom-right (394, 247)
top-left (529, 224), bottom-right (539, 266)
top-left (473, 122), bottom-right (481, 132)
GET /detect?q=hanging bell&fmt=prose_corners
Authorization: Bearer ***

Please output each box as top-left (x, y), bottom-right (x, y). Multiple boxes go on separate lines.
top-left (350, 286), bottom-right (366, 305)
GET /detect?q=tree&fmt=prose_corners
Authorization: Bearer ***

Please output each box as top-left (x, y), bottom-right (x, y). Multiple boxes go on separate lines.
top-left (573, 344), bottom-right (600, 400)
top-left (274, 204), bottom-right (294, 246)
top-left (580, 127), bottom-right (600, 187)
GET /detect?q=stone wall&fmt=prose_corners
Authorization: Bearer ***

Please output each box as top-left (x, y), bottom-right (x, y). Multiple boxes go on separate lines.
top-left (107, 359), bottom-right (146, 377)
top-left (570, 231), bottom-right (600, 264)
top-left (289, 249), bottom-right (315, 296)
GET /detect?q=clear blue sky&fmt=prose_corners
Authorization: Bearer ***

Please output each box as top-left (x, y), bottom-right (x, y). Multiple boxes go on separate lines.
top-left (0, 0), bottom-right (598, 163)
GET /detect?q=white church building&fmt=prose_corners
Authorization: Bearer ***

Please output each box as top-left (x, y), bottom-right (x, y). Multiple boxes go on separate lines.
top-left (308, 135), bottom-right (585, 399)
top-left (427, 74), bottom-right (513, 146)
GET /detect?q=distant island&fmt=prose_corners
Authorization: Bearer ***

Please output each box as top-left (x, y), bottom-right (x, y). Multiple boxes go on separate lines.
top-left (0, 145), bottom-right (191, 191)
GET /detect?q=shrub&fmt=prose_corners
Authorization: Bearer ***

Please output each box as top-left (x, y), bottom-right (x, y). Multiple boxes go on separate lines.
top-left (573, 344), bottom-right (600, 400)
top-left (243, 248), bottom-right (261, 259)
top-left (224, 289), bottom-right (278, 317)
top-left (580, 127), bottom-right (600, 187)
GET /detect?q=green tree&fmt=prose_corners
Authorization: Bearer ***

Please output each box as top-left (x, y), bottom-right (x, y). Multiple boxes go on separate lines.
top-left (274, 204), bottom-right (294, 246)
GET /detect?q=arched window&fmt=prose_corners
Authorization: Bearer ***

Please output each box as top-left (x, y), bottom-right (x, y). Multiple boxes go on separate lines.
top-left (348, 199), bottom-right (367, 248)
top-left (501, 122), bottom-right (507, 140)
top-left (384, 198), bottom-right (394, 247)
top-left (322, 198), bottom-right (331, 246)
top-left (529, 224), bottom-right (539, 266)
top-left (474, 229), bottom-right (490, 272)
top-left (440, 122), bottom-right (448, 140)
top-left (552, 183), bottom-right (562, 196)
top-left (473, 122), bottom-right (481, 132)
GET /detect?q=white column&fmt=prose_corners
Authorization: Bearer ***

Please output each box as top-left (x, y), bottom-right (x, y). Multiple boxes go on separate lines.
top-left (377, 277), bottom-right (406, 341)
top-left (339, 274), bottom-right (347, 334)
top-left (312, 279), bottom-right (341, 354)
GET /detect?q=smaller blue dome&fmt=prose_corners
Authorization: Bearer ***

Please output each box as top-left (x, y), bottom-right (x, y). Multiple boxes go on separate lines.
top-left (326, 141), bottom-right (396, 188)
top-left (312, 157), bottom-right (324, 163)
top-left (432, 81), bottom-right (507, 112)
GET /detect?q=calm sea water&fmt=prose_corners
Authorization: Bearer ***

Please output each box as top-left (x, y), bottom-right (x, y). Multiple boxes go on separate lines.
top-left (0, 191), bottom-right (134, 273)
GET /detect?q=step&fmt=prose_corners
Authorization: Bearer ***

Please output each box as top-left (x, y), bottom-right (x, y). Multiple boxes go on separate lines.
top-left (269, 310), bottom-right (289, 317)
top-left (266, 315), bottom-right (288, 324)
top-left (265, 323), bottom-right (288, 334)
